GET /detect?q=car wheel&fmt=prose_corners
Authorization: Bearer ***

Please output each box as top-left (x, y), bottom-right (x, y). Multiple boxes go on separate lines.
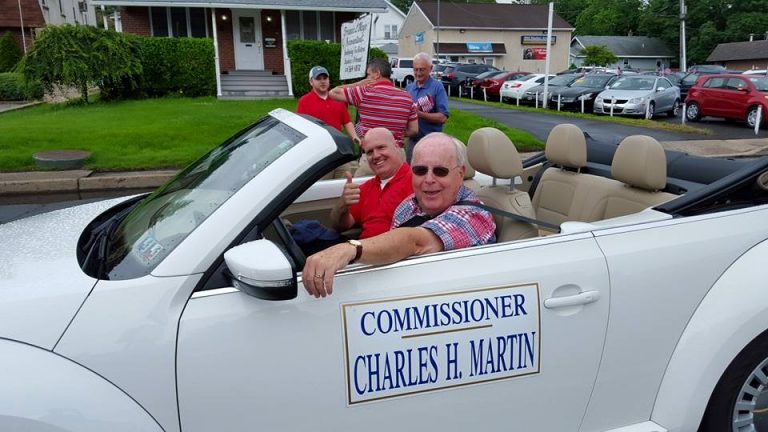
top-left (699, 330), bottom-right (768, 432)
top-left (647, 101), bottom-right (656, 119)
top-left (746, 106), bottom-right (762, 128)
top-left (669, 99), bottom-right (681, 117)
top-left (686, 102), bottom-right (701, 122)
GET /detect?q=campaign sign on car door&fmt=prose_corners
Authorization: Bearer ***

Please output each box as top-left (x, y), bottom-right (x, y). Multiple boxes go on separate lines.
top-left (342, 283), bottom-right (541, 404)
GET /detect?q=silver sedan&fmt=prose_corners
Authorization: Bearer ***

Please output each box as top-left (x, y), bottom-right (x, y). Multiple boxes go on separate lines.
top-left (594, 75), bottom-right (681, 118)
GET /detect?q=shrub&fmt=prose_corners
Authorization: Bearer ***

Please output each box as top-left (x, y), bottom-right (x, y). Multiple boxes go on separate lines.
top-left (0, 72), bottom-right (43, 101)
top-left (22, 25), bottom-right (141, 103)
top-left (288, 40), bottom-right (387, 97)
top-left (102, 36), bottom-right (215, 99)
top-left (0, 32), bottom-right (21, 72)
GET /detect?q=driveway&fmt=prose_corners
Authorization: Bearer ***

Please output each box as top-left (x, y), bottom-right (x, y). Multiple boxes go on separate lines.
top-left (451, 100), bottom-right (767, 144)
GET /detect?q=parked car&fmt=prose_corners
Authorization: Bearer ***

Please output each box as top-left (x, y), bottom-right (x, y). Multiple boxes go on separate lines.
top-left (460, 70), bottom-right (503, 98)
top-left (390, 57), bottom-right (414, 86)
top-left (431, 63), bottom-right (456, 80)
top-left (687, 64), bottom-right (728, 74)
top-left (441, 63), bottom-right (500, 94)
top-left (678, 71), bottom-right (723, 101)
top-left (685, 73), bottom-right (768, 128)
top-left (479, 71), bottom-right (530, 100)
top-left (500, 73), bottom-right (555, 103)
top-left (743, 69), bottom-right (768, 76)
top-left (594, 75), bottom-right (681, 117)
top-left (4, 108), bottom-right (768, 432)
top-left (549, 73), bottom-right (618, 112)
top-left (520, 73), bottom-right (583, 106)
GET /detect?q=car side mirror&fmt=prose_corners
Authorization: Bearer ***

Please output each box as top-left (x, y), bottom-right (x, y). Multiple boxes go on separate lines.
top-left (225, 240), bottom-right (297, 300)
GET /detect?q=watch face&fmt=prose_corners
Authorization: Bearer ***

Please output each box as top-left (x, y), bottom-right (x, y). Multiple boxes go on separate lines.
top-left (349, 240), bottom-right (362, 246)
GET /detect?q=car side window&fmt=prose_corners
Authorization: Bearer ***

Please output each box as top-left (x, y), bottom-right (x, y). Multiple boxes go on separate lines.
top-left (726, 78), bottom-right (747, 91)
top-left (703, 77), bottom-right (726, 89)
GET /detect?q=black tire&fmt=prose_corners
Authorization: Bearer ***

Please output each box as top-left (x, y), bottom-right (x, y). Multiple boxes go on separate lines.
top-left (647, 101), bottom-right (656, 119)
top-left (668, 99), bottom-right (681, 117)
top-left (699, 330), bottom-right (768, 432)
top-left (686, 101), bottom-right (702, 122)
top-left (747, 106), bottom-right (761, 129)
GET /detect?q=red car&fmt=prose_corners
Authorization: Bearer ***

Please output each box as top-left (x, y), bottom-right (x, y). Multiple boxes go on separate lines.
top-left (685, 74), bottom-right (768, 128)
top-left (480, 71), bottom-right (530, 99)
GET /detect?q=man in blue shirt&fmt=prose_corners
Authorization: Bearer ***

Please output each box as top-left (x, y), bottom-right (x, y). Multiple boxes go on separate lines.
top-left (405, 52), bottom-right (450, 162)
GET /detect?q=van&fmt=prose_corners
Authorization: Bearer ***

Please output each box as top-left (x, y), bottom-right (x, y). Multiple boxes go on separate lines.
top-left (390, 58), bottom-right (414, 86)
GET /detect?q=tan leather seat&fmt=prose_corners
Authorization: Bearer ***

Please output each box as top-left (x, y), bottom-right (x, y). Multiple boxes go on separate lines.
top-left (455, 138), bottom-right (481, 192)
top-left (532, 123), bottom-right (593, 225)
top-left (467, 128), bottom-right (537, 242)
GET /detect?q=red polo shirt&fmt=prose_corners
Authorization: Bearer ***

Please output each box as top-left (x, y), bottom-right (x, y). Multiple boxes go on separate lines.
top-left (296, 90), bottom-right (351, 131)
top-left (349, 162), bottom-right (413, 239)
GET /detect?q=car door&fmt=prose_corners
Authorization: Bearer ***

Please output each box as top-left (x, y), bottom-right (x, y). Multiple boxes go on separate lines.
top-left (725, 77), bottom-right (751, 119)
top-left (176, 232), bottom-right (610, 431)
top-left (700, 76), bottom-right (728, 117)
top-left (656, 77), bottom-right (674, 111)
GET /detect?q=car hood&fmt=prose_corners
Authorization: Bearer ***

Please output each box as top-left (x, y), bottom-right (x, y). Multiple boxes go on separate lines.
top-left (0, 197), bottom-right (130, 349)
top-left (598, 89), bottom-right (652, 99)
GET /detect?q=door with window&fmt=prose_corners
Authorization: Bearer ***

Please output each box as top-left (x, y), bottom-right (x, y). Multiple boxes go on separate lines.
top-left (233, 10), bottom-right (264, 70)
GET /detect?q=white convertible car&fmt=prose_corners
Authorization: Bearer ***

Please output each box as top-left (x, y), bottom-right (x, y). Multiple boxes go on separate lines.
top-left (2, 109), bottom-right (768, 432)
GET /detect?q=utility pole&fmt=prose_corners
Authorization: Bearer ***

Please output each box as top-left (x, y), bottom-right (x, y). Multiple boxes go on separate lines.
top-left (680, 0), bottom-right (687, 71)
top-left (17, 0), bottom-right (27, 54)
top-left (436, 0), bottom-right (440, 62)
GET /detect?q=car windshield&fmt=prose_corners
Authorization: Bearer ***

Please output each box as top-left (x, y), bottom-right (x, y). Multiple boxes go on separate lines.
top-left (103, 115), bottom-right (306, 279)
top-left (517, 74), bottom-right (538, 82)
top-left (571, 75), bottom-right (613, 88)
top-left (682, 73), bottom-right (700, 85)
top-left (550, 74), bottom-right (579, 86)
top-left (748, 77), bottom-right (768, 92)
top-left (610, 77), bottom-right (656, 90)
top-left (475, 71), bottom-right (498, 80)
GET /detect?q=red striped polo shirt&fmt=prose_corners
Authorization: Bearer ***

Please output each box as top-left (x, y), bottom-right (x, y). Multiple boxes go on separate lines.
top-left (343, 80), bottom-right (418, 148)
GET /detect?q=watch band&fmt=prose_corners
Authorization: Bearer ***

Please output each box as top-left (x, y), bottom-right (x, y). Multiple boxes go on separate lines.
top-left (348, 240), bottom-right (363, 264)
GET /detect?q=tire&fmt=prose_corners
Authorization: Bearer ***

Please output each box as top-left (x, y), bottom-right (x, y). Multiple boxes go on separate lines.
top-left (668, 99), bottom-right (681, 117)
top-left (747, 106), bottom-right (762, 129)
top-left (686, 101), bottom-right (702, 122)
top-left (699, 330), bottom-right (768, 432)
top-left (647, 101), bottom-right (656, 119)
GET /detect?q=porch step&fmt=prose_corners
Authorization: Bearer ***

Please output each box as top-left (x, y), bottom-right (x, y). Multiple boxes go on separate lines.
top-left (219, 71), bottom-right (291, 99)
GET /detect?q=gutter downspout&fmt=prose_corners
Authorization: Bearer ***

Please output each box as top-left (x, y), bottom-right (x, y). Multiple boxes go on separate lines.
top-left (281, 10), bottom-right (293, 96)
top-left (212, 8), bottom-right (222, 97)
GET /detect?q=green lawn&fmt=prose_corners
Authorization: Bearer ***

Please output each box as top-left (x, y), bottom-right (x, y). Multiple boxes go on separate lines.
top-left (0, 97), bottom-right (543, 172)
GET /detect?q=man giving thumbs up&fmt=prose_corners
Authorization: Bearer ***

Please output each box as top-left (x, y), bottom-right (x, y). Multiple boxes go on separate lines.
top-left (330, 128), bottom-right (413, 239)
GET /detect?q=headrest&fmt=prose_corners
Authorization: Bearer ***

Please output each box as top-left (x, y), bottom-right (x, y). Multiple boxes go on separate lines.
top-left (453, 138), bottom-right (476, 179)
top-left (545, 124), bottom-right (587, 169)
top-left (467, 128), bottom-right (523, 179)
top-left (611, 135), bottom-right (667, 191)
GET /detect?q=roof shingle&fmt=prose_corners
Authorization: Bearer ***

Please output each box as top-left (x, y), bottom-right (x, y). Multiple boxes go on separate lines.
top-left (0, 0), bottom-right (45, 28)
top-left (707, 39), bottom-right (768, 62)
top-left (416, 0), bottom-right (572, 30)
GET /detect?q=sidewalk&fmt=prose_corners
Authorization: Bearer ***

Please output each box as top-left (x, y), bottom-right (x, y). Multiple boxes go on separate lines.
top-left (1, 138), bottom-right (767, 198)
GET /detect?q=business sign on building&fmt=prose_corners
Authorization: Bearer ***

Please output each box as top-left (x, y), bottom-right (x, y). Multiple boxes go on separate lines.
top-left (342, 284), bottom-right (541, 404)
top-left (340, 14), bottom-right (373, 80)
top-left (523, 47), bottom-right (548, 60)
top-left (466, 42), bottom-right (493, 53)
top-left (521, 35), bottom-right (557, 45)
top-left (415, 31), bottom-right (424, 45)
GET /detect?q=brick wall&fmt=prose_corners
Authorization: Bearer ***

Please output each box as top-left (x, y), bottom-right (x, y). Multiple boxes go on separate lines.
top-left (261, 9), bottom-right (283, 74)
top-left (214, 9), bottom-right (235, 72)
top-left (0, 28), bottom-right (27, 54)
top-left (121, 7), bottom-right (151, 36)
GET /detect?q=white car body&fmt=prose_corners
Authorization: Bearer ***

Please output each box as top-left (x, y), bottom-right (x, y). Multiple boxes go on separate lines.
top-left (500, 73), bottom-right (554, 101)
top-left (390, 57), bottom-right (414, 86)
top-left (2, 109), bottom-right (768, 432)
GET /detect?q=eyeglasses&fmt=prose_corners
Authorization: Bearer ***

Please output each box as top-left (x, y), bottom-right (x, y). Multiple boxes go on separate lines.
top-left (411, 165), bottom-right (458, 177)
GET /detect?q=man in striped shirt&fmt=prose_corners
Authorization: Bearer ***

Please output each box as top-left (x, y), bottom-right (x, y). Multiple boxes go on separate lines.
top-left (329, 58), bottom-right (418, 149)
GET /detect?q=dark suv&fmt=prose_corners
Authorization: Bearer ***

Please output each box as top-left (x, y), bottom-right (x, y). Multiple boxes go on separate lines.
top-left (441, 63), bottom-right (500, 94)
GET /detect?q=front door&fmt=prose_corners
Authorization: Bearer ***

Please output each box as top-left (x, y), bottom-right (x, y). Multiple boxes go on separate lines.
top-left (176, 233), bottom-right (610, 431)
top-left (233, 10), bottom-right (264, 70)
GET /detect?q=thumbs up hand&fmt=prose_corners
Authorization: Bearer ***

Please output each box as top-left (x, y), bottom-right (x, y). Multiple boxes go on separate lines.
top-left (342, 172), bottom-right (361, 207)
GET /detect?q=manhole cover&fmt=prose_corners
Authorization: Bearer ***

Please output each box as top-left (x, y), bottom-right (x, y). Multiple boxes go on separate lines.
top-left (33, 150), bottom-right (91, 170)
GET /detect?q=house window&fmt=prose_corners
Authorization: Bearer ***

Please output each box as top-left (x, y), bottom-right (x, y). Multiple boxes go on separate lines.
top-left (150, 7), bottom-right (208, 38)
top-left (285, 11), bottom-right (336, 42)
top-left (384, 24), bottom-right (398, 39)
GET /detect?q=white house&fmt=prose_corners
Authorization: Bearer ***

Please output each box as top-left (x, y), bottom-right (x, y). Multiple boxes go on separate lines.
top-left (370, 0), bottom-right (405, 50)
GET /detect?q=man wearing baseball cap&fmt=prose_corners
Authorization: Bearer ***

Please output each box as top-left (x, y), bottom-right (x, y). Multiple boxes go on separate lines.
top-left (297, 65), bottom-right (360, 146)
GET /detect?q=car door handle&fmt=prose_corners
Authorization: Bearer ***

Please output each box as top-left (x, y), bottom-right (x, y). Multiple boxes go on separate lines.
top-left (544, 290), bottom-right (600, 309)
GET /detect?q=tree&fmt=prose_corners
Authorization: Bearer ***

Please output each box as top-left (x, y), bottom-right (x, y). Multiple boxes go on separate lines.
top-left (22, 25), bottom-right (141, 103)
top-left (0, 32), bottom-right (21, 72)
top-left (580, 45), bottom-right (618, 66)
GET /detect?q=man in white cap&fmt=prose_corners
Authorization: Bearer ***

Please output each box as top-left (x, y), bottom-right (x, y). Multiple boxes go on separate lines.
top-left (297, 65), bottom-right (360, 145)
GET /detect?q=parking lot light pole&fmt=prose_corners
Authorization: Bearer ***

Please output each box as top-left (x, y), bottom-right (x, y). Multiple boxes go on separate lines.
top-left (680, 0), bottom-right (687, 71)
top-left (542, 2), bottom-right (554, 106)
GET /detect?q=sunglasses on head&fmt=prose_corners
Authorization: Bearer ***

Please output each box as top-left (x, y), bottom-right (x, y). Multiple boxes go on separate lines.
top-left (411, 165), bottom-right (458, 177)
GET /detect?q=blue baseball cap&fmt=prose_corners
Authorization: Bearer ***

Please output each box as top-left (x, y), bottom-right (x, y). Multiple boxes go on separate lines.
top-left (309, 66), bottom-right (330, 80)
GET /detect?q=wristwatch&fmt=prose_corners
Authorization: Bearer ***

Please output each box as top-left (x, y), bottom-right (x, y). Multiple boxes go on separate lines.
top-left (347, 239), bottom-right (363, 264)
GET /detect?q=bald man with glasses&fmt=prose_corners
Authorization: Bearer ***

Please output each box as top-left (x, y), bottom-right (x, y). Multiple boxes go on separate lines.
top-left (303, 132), bottom-right (495, 298)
